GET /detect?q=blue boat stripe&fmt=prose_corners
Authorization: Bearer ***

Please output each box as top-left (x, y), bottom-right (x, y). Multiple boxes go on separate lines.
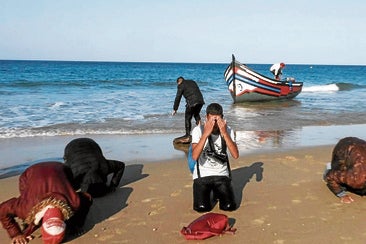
top-left (226, 69), bottom-right (280, 93)
top-left (235, 75), bottom-right (281, 93)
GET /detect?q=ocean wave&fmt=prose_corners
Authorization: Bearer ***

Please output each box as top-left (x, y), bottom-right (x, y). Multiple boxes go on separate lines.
top-left (302, 84), bottom-right (339, 92)
top-left (302, 82), bottom-right (365, 93)
top-left (0, 107), bottom-right (182, 138)
top-left (336, 82), bottom-right (366, 91)
top-left (0, 126), bottom-right (180, 139)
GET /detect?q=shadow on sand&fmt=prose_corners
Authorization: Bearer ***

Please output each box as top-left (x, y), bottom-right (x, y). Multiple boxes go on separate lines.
top-left (65, 164), bottom-right (148, 242)
top-left (232, 161), bottom-right (264, 208)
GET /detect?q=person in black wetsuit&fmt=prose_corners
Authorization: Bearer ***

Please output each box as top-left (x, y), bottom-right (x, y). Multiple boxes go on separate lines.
top-left (64, 137), bottom-right (125, 198)
top-left (172, 76), bottom-right (205, 140)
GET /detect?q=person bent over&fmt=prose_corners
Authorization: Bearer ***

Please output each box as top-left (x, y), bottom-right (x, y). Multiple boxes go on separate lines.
top-left (269, 62), bottom-right (285, 80)
top-left (172, 76), bottom-right (205, 140)
top-left (0, 162), bottom-right (92, 244)
top-left (64, 138), bottom-right (125, 198)
top-left (324, 137), bottom-right (366, 204)
top-left (191, 103), bottom-right (239, 212)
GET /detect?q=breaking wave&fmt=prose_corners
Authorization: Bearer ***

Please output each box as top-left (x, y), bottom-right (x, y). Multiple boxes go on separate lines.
top-left (302, 82), bottom-right (365, 93)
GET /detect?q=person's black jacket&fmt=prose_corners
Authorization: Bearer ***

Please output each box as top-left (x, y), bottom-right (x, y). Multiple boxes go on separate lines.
top-left (173, 79), bottom-right (204, 110)
top-left (64, 138), bottom-right (125, 197)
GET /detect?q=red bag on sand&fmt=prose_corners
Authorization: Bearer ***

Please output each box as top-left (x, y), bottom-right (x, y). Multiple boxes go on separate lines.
top-left (180, 213), bottom-right (236, 240)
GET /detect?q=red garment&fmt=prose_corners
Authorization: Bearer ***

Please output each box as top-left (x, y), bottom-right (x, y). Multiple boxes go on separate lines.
top-left (0, 162), bottom-right (83, 238)
top-left (325, 137), bottom-right (366, 196)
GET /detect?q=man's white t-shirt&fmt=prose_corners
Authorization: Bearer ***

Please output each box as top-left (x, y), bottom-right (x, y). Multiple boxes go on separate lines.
top-left (270, 63), bottom-right (282, 76)
top-left (191, 125), bottom-right (236, 180)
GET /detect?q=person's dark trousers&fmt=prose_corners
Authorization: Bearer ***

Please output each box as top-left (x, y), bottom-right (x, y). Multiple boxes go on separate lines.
top-left (193, 176), bottom-right (237, 212)
top-left (184, 103), bottom-right (203, 136)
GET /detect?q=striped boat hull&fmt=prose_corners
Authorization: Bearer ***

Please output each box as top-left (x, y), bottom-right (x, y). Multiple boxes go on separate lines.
top-left (224, 56), bottom-right (303, 103)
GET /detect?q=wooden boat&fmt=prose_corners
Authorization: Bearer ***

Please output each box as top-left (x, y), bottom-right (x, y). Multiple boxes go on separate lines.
top-left (224, 55), bottom-right (303, 103)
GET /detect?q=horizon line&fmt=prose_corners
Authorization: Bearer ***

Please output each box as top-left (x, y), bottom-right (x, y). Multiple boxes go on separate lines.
top-left (0, 58), bottom-right (365, 66)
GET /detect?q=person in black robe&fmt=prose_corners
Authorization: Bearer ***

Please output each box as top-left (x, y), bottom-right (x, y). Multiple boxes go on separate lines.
top-left (64, 138), bottom-right (125, 198)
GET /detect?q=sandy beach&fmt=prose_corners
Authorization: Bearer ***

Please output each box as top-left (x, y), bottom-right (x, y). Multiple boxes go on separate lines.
top-left (1, 134), bottom-right (366, 244)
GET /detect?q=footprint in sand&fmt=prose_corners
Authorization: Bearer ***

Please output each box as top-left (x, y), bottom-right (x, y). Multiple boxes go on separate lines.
top-left (141, 198), bottom-right (156, 203)
top-left (305, 155), bottom-right (313, 160)
top-left (96, 234), bottom-right (115, 241)
top-left (292, 199), bottom-right (302, 204)
top-left (267, 205), bottom-right (277, 210)
top-left (285, 156), bottom-right (298, 161)
top-left (148, 207), bottom-right (166, 216)
top-left (141, 198), bottom-right (166, 215)
top-left (251, 216), bottom-right (266, 225)
top-left (127, 220), bottom-right (147, 227)
top-left (304, 194), bottom-right (318, 201)
top-left (170, 189), bottom-right (182, 197)
top-left (151, 200), bottom-right (163, 208)
top-left (148, 210), bottom-right (159, 216)
top-left (340, 236), bottom-right (353, 241)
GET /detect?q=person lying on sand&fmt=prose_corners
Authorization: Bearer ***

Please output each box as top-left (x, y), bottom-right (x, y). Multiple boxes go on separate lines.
top-left (0, 162), bottom-right (92, 244)
top-left (64, 138), bottom-right (125, 198)
top-left (323, 137), bottom-right (366, 203)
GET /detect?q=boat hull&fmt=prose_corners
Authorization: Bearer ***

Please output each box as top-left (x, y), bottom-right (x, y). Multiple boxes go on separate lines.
top-left (230, 88), bottom-right (302, 102)
top-left (224, 56), bottom-right (303, 103)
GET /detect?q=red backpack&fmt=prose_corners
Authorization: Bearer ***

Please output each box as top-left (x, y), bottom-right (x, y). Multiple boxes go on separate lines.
top-left (180, 213), bottom-right (236, 240)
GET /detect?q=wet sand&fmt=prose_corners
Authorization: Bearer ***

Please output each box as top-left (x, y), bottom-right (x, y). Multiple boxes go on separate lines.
top-left (2, 123), bottom-right (366, 173)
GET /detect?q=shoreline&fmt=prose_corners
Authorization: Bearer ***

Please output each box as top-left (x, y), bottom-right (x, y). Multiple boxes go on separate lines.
top-left (1, 123), bottom-right (366, 179)
top-left (1, 123), bottom-right (366, 173)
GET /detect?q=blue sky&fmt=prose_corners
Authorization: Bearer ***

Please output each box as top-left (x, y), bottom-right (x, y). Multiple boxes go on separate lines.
top-left (1, 0), bottom-right (365, 64)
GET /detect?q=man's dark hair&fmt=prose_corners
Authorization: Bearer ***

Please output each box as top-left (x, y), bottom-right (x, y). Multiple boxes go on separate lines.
top-left (206, 103), bottom-right (223, 116)
top-left (176, 76), bottom-right (184, 83)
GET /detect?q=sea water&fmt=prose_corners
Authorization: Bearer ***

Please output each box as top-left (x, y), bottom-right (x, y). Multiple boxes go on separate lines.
top-left (1, 60), bottom-right (366, 137)
top-left (1, 60), bottom-right (366, 171)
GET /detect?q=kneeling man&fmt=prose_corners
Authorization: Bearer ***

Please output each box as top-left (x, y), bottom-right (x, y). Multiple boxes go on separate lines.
top-left (191, 103), bottom-right (239, 212)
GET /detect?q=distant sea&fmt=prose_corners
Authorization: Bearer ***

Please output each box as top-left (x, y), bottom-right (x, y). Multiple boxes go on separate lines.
top-left (1, 59), bottom-right (366, 168)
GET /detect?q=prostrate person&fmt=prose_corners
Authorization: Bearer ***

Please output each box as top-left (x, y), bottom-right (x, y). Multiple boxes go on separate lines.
top-left (269, 62), bottom-right (285, 80)
top-left (191, 103), bottom-right (239, 212)
top-left (64, 137), bottom-right (125, 198)
top-left (323, 137), bottom-right (366, 203)
top-left (172, 76), bottom-right (205, 142)
top-left (0, 162), bottom-right (92, 244)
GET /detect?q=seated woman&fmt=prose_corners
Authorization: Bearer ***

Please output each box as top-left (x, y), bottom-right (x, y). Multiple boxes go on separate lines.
top-left (64, 138), bottom-right (125, 198)
top-left (324, 137), bottom-right (366, 203)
